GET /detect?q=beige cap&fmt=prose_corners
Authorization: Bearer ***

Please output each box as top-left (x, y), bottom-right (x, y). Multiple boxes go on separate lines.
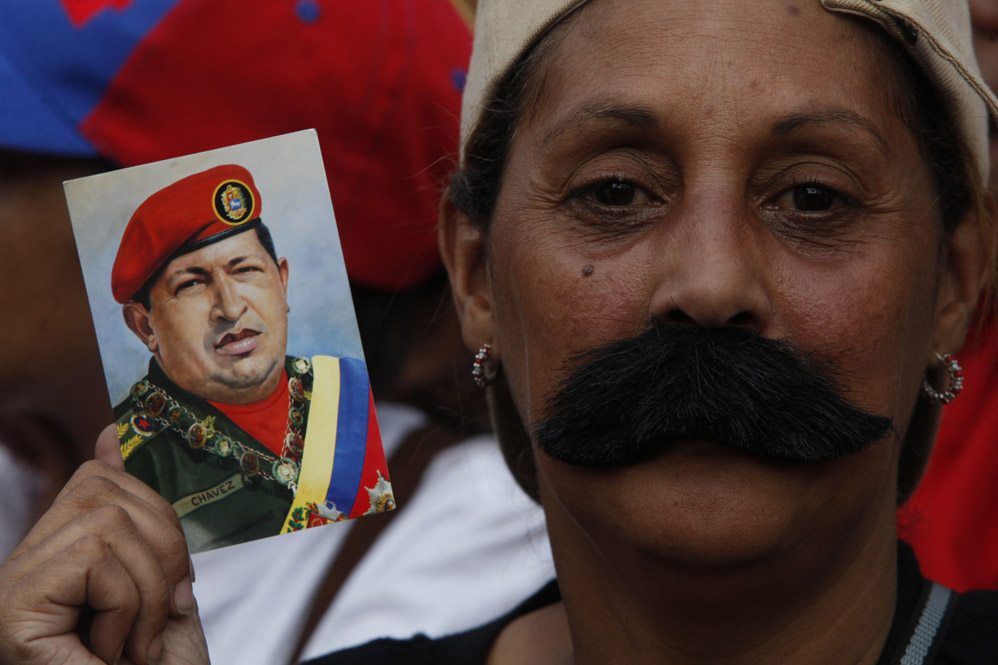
top-left (461, 0), bottom-right (998, 181)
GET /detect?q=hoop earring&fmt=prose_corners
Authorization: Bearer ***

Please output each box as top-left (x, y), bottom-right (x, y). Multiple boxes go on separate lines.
top-left (921, 352), bottom-right (964, 404)
top-left (472, 343), bottom-right (493, 388)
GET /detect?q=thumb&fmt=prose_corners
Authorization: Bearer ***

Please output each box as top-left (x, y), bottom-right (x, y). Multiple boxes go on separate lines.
top-left (95, 424), bottom-right (126, 471)
top-left (149, 601), bottom-right (211, 665)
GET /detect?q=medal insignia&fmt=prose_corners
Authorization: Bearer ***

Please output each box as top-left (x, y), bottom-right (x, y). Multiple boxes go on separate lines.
top-left (131, 415), bottom-right (155, 436)
top-left (289, 377), bottom-right (305, 401)
top-left (289, 501), bottom-right (345, 531)
top-left (273, 458), bottom-right (299, 487)
top-left (213, 180), bottom-right (255, 225)
top-left (293, 357), bottom-right (311, 375)
top-left (214, 437), bottom-right (233, 457)
top-left (240, 451), bottom-right (260, 478)
top-left (187, 422), bottom-right (209, 448)
top-left (144, 392), bottom-right (166, 418)
top-left (167, 405), bottom-right (184, 425)
top-left (364, 471), bottom-right (396, 515)
top-left (313, 501), bottom-right (345, 526)
top-left (121, 435), bottom-right (145, 461)
top-left (284, 431), bottom-right (304, 457)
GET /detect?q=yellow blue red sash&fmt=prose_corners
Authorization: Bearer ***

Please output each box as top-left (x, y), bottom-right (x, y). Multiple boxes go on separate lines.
top-left (281, 356), bottom-right (376, 532)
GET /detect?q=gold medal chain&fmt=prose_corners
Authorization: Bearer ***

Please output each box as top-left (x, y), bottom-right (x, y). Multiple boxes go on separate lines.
top-left (129, 357), bottom-right (312, 493)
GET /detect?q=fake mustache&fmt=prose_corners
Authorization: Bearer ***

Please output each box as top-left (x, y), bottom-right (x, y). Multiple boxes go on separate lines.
top-left (533, 322), bottom-right (894, 467)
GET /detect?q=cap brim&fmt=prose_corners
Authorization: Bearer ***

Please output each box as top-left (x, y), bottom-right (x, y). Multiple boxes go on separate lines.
top-left (0, 45), bottom-right (96, 156)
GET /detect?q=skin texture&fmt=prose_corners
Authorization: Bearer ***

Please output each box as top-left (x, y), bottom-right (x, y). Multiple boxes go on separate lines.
top-left (442, 0), bottom-right (987, 663)
top-left (122, 231), bottom-right (290, 405)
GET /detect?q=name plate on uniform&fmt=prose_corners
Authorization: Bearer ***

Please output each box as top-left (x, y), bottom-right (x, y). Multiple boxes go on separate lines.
top-left (173, 474), bottom-right (246, 518)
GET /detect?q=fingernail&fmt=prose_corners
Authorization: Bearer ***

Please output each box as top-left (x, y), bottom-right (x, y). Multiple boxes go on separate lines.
top-left (189, 556), bottom-right (196, 583)
top-left (174, 574), bottom-right (195, 615)
top-left (147, 634), bottom-right (163, 664)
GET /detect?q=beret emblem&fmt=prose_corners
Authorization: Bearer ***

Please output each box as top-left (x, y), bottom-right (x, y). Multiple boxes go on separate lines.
top-left (213, 180), bottom-right (255, 225)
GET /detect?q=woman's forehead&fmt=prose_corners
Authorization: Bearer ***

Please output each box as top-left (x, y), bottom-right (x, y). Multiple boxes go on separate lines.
top-left (515, 0), bottom-right (903, 157)
top-left (461, 0), bottom-right (996, 181)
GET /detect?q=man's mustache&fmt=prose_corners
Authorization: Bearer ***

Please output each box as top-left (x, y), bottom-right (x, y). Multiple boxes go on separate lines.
top-left (533, 322), bottom-right (894, 467)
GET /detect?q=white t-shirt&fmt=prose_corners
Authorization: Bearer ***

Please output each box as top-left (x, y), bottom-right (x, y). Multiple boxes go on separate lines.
top-left (191, 402), bottom-right (554, 665)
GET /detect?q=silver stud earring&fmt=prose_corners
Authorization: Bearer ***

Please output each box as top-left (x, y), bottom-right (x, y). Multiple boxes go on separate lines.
top-left (472, 343), bottom-right (493, 388)
top-left (921, 352), bottom-right (964, 404)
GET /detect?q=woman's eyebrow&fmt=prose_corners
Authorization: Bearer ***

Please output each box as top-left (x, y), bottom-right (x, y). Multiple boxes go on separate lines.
top-left (770, 109), bottom-right (894, 158)
top-left (540, 103), bottom-right (895, 161)
top-left (542, 102), bottom-right (660, 146)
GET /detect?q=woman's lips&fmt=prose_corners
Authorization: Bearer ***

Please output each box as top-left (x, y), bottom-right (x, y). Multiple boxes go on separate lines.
top-left (215, 330), bottom-right (260, 355)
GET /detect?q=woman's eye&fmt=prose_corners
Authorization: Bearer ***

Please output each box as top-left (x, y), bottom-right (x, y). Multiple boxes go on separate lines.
top-left (589, 179), bottom-right (648, 207)
top-left (790, 184), bottom-right (837, 212)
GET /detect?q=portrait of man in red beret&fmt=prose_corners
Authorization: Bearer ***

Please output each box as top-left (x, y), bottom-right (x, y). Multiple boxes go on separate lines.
top-left (65, 132), bottom-right (393, 553)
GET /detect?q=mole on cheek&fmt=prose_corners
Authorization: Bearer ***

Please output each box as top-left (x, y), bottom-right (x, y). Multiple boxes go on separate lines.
top-left (787, 4), bottom-right (800, 15)
top-left (582, 265), bottom-right (594, 277)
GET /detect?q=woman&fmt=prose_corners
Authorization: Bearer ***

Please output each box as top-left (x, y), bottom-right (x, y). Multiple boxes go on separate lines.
top-left (0, 0), bottom-right (996, 663)
top-left (332, 0), bottom-right (998, 662)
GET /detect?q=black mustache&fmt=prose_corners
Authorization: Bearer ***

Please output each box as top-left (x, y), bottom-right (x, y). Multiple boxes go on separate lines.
top-left (533, 322), bottom-right (893, 467)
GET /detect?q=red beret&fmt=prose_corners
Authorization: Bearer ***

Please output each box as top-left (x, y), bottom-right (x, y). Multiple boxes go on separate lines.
top-left (111, 164), bottom-right (263, 303)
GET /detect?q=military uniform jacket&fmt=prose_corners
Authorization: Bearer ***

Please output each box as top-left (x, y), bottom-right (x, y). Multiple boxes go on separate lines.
top-left (115, 355), bottom-right (393, 553)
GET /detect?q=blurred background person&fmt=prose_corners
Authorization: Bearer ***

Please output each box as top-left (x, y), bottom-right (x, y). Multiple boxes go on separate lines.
top-left (0, 148), bottom-right (111, 561)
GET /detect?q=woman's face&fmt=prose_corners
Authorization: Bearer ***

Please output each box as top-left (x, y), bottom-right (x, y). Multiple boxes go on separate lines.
top-left (453, 0), bottom-right (983, 566)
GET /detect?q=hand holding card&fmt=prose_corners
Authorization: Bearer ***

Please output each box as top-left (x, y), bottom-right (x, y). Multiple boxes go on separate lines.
top-left (0, 428), bottom-right (208, 665)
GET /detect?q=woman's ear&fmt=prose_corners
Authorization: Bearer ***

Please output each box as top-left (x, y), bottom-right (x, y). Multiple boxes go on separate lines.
top-left (439, 193), bottom-right (497, 355)
top-left (932, 201), bottom-right (990, 357)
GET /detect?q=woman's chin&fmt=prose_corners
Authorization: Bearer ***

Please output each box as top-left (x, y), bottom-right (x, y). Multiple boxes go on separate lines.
top-left (539, 439), bottom-right (888, 572)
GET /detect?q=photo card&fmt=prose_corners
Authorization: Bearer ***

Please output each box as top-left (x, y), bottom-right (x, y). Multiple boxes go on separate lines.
top-left (65, 130), bottom-right (394, 553)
